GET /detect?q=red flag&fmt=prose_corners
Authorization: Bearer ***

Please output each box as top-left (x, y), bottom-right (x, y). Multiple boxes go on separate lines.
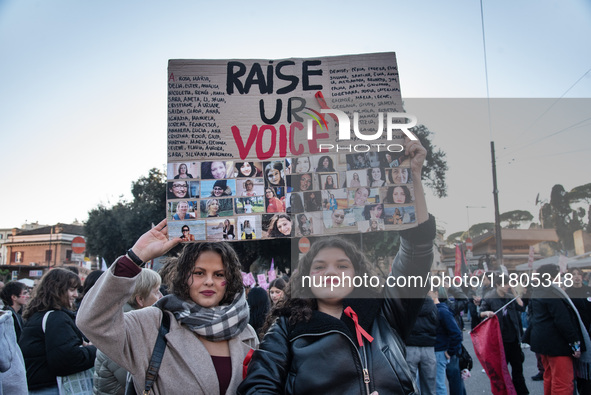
top-left (454, 245), bottom-right (462, 278)
top-left (471, 316), bottom-right (517, 395)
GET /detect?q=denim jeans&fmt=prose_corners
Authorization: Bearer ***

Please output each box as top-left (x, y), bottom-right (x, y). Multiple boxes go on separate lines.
top-left (28, 386), bottom-right (59, 395)
top-left (435, 351), bottom-right (449, 395)
top-left (446, 354), bottom-right (467, 395)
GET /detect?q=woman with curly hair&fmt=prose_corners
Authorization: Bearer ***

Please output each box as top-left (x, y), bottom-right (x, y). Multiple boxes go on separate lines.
top-left (239, 138), bottom-right (435, 395)
top-left (316, 156), bottom-right (335, 172)
top-left (19, 269), bottom-right (97, 394)
top-left (77, 221), bottom-right (258, 394)
top-left (267, 214), bottom-right (292, 238)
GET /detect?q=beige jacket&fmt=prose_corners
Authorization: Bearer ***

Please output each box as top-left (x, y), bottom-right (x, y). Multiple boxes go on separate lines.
top-left (77, 264), bottom-right (258, 395)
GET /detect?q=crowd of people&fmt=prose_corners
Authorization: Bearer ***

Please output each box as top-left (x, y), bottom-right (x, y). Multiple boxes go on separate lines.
top-left (1, 138), bottom-right (590, 395)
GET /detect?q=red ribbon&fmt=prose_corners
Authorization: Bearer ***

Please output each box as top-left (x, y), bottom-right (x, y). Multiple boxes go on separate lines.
top-left (242, 348), bottom-right (254, 379)
top-left (344, 306), bottom-right (374, 347)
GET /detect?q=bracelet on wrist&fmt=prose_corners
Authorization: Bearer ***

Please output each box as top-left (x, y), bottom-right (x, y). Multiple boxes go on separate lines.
top-left (126, 248), bottom-right (144, 267)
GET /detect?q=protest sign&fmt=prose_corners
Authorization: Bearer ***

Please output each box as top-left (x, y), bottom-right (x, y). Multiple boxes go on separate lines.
top-left (166, 52), bottom-right (418, 241)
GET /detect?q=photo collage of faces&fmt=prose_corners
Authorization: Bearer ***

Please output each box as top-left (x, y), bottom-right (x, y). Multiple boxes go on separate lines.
top-left (166, 151), bottom-right (416, 242)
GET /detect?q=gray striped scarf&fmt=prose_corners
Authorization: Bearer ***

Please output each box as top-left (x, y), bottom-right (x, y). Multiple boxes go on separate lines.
top-left (155, 290), bottom-right (249, 341)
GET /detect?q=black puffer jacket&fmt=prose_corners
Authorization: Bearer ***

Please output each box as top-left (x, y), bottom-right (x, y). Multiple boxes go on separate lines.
top-left (406, 297), bottom-right (438, 347)
top-left (19, 309), bottom-right (97, 391)
top-left (238, 216), bottom-right (435, 395)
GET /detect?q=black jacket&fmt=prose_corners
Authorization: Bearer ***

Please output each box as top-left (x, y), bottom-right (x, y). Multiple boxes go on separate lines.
top-left (406, 297), bottom-right (438, 347)
top-left (19, 309), bottom-right (96, 390)
top-left (238, 216), bottom-right (435, 395)
top-left (480, 289), bottom-right (524, 343)
top-left (530, 285), bottom-right (581, 356)
top-left (566, 284), bottom-right (591, 334)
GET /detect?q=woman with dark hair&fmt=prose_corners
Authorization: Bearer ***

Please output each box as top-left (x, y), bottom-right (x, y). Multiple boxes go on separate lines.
top-left (168, 181), bottom-right (190, 199)
top-left (75, 269), bottom-right (105, 309)
top-left (210, 180), bottom-right (232, 197)
top-left (289, 193), bottom-right (305, 214)
top-left (247, 287), bottom-right (270, 337)
top-left (292, 157), bottom-right (311, 173)
top-left (316, 156), bottom-right (335, 172)
top-left (265, 161), bottom-right (285, 187)
top-left (223, 219), bottom-right (235, 240)
top-left (19, 269), bottom-right (97, 394)
top-left (362, 203), bottom-right (385, 220)
top-left (393, 208), bottom-right (403, 224)
top-left (297, 214), bottom-right (312, 237)
top-left (265, 188), bottom-right (284, 213)
top-left (328, 193), bottom-right (338, 211)
top-left (385, 186), bottom-right (412, 204)
top-left (367, 167), bottom-right (386, 187)
top-left (174, 163), bottom-right (194, 179)
top-left (268, 278), bottom-right (286, 306)
top-left (267, 214), bottom-right (292, 238)
top-left (77, 220), bottom-right (258, 394)
top-left (324, 175), bottom-right (336, 190)
top-left (180, 225), bottom-right (195, 241)
top-left (239, 138), bottom-right (435, 395)
top-left (304, 192), bottom-right (322, 212)
top-left (236, 162), bottom-right (262, 178)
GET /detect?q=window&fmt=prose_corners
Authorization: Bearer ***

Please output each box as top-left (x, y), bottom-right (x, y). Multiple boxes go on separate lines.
top-left (66, 250), bottom-right (72, 261)
top-left (45, 250), bottom-right (52, 262)
top-left (13, 251), bottom-right (23, 263)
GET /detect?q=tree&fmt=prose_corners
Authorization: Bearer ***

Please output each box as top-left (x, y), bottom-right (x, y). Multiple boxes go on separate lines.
top-left (86, 168), bottom-right (166, 264)
top-left (410, 124), bottom-right (448, 198)
top-left (447, 231), bottom-right (465, 245)
top-left (539, 184), bottom-right (588, 251)
top-left (467, 222), bottom-right (495, 237)
top-left (499, 210), bottom-right (534, 229)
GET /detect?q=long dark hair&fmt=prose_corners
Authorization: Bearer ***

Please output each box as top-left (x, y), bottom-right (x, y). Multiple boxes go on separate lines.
top-left (247, 287), bottom-right (270, 336)
top-left (262, 237), bottom-right (382, 332)
top-left (23, 268), bottom-right (81, 319)
top-left (171, 242), bottom-right (243, 305)
top-left (385, 185), bottom-right (412, 204)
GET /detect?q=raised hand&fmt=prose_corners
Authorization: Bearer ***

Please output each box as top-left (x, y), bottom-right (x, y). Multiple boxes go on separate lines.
top-left (130, 219), bottom-right (182, 263)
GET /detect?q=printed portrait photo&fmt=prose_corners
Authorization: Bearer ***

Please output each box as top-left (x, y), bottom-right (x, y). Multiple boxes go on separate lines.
top-left (236, 178), bottom-right (264, 197)
top-left (168, 162), bottom-right (200, 180)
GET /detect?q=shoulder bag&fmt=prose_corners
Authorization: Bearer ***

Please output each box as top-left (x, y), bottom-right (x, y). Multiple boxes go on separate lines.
top-left (42, 310), bottom-right (94, 395)
top-left (124, 310), bottom-right (170, 395)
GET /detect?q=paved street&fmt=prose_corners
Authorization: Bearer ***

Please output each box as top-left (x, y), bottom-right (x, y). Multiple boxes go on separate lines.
top-left (462, 326), bottom-right (544, 395)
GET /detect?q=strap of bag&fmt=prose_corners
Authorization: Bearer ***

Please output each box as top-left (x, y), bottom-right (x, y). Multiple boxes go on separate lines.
top-left (143, 310), bottom-right (170, 395)
top-left (41, 310), bottom-right (54, 333)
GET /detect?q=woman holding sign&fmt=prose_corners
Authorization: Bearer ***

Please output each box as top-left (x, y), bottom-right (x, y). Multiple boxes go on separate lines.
top-left (77, 223), bottom-right (258, 395)
top-left (238, 138), bottom-right (435, 395)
